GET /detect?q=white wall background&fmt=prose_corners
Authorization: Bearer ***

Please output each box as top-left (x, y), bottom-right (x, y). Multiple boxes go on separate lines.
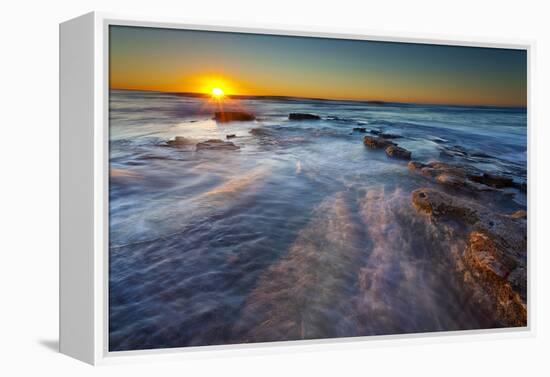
top-left (1, 0), bottom-right (548, 374)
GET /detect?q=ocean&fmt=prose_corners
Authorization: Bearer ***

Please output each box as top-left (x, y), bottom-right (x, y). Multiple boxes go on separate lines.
top-left (108, 89), bottom-right (527, 351)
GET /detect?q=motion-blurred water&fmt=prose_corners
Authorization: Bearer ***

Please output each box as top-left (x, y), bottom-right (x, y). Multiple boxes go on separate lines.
top-left (109, 89), bottom-right (527, 351)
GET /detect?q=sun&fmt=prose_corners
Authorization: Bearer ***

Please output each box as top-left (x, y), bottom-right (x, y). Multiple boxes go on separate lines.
top-left (211, 87), bottom-right (224, 98)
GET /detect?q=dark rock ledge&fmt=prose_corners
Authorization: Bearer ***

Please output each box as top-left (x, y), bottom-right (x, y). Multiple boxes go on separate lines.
top-left (411, 188), bottom-right (527, 327)
top-left (385, 145), bottom-right (411, 160)
top-left (408, 160), bottom-right (525, 192)
top-left (363, 136), bottom-right (396, 149)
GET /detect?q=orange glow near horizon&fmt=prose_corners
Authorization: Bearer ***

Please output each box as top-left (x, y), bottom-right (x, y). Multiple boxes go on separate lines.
top-left (109, 26), bottom-right (527, 107)
top-left (211, 87), bottom-right (224, 98)
top-left (109, 72), bottom-right (526, 107)
top-left (194, 76), bottom-right (237, 97)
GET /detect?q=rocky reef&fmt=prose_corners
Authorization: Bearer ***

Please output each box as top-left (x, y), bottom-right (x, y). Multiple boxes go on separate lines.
top-left (408, 160), bottom-right (523, 192)
top-left (411, 188), bottom-right (527, 327)
top-left (385, 145), bottom-right (411, 160)
top-left (363, 136), bottom-right (396, 149)
top-left (363, 136), bottom-right (412, 160)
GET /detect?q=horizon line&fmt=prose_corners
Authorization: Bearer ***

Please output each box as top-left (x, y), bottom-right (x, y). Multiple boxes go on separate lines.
top-left (110, 87), bottom-right (527, 109)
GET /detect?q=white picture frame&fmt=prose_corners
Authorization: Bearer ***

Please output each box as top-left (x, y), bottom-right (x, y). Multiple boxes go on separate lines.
top-left (59, 11), bottom-right (535, 365)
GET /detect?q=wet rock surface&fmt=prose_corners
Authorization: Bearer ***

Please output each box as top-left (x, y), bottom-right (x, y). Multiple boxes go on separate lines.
top-left (289, 113), bottom-right (321, 120)
top-left (195, 139), bottom-right (240, 151)
top-left (214, 111), bottom-right (255, 122)
top-left (363, 136), bottom-right (396, 149)
top-left (385, 145), bottom-right (411, 160)
top-left (364, 136), bottom-right (412, 160)
top-left (407, 160), bottom-right (522, 192)
top-left (411, 188), bottom-right (527, 327)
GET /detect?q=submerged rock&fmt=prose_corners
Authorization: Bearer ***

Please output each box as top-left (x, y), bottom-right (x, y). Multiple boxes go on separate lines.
top-left (353, 127), bottom-right (367, 133)
top-left (167, 136), bottom-right (194, 146)
top-left (288, 113), bottom-right (321, 120)
top-left (411, 188), bottom-right (527, 327)
top-left (226, 134), bottom-right (236, 139)
top-left (232, 193), bottom-right (363, 342)
top-left (363, 136), bottom-right (396, 149)
top-left (385, 145), bottom-right (411, 160)
top-left (214, 111), bottom-right (255, 122)
top-left (411, 188), bottom-right (479, 224)
top-left (195, 139), bottom-right (240, 151)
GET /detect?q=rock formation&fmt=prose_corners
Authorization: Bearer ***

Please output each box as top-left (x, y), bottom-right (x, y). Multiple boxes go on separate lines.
top-left (363, 136), bottom-right (396, 149)
top-left (385, 145), bottom-right (411, 160)
top-left (411, 188), bottom-right (527, 327)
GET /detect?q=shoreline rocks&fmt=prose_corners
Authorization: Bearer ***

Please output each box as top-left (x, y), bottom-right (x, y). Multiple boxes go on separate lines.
top-left (214, 111), bottom-right (255, 122)
top-left (363, 136), bottom-right (412, 160)
top-left (289, 113), bottom-right (321, 120)
top-left (411, 188), bottom-right (527, 327)
top-left (363, 136), bottom-right (396, 149)
top-left (385, 145), bottom-right (411, 160)
top-left (196, 139), bottom-right (240, 151)
top-left (407, 160), bottom-right (513, 192)
top-left (464, 231), bottom-right (527, 326)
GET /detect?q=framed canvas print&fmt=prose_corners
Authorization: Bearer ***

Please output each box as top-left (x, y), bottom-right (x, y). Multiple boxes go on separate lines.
top-left (59, 12), bottom-right (532, 365)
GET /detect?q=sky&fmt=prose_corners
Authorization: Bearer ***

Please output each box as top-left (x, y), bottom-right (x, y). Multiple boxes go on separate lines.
top-left (109, 25), bottom-right (527, 107)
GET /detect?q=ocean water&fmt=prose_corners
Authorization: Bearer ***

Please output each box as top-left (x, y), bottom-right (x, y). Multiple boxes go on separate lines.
top-left (108, 89), bottom-right (527, 351)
